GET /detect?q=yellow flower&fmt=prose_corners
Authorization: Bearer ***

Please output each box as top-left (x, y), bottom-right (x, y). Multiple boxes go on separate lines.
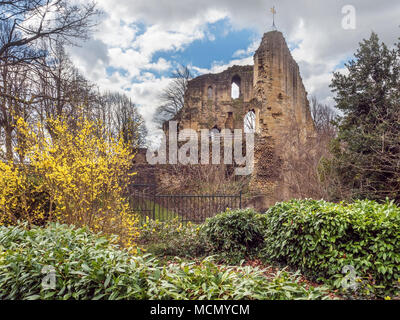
top-left (2, 114), bottom-right (139, 252)
top-left (384, 296), bottom-right (392, 300)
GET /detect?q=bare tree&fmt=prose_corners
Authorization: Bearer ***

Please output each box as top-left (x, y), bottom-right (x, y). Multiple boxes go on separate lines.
top-left (0, 59), bottom-right (35, 161)
top-left (244, 110), bottom-right (256, 133)
top-left (310, 95), bottom-right (338, 137)
top-left (277, 118), bottom-right (348, 202)
top-left (0, 0), bottom-right (100, 65)
top-left (98, 92), bottom-right (148, 149)
top-left (157, 163), bottom-right (249, 196)
top-left (35, 44), bottom-right (97, 123)
top-left (0, 1), bottom-right (100, 161)
top-left (153, 65), bottom-right (192, 127)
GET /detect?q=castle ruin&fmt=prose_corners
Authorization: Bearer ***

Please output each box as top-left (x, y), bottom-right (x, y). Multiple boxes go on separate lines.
top-left (173, 30), bottom-right (316, 208)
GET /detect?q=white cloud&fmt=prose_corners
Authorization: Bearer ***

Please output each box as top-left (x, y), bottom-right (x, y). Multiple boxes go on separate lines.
top-left (68, 0), bottom-right (400, 142)
top-left (128, 77), bottom-right (172, 144)
top-left (145, 58), bottom-right (172, 72)
top-left (133, 24), bottom-right (201, 58)
top-left (94, 17), bottom-right (138, 49)
top-left (210, 56), bottom-right (254, 74)
top-left (232, 39), bottom-right (259, 58)
top-left (69, 4), bottom-right (231, 135)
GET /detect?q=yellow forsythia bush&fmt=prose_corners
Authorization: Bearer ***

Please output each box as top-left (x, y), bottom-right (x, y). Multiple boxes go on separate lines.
top-left (0, 162), bottom-right (47, 226)
top-left (1, 115), bottom-right (139, 253)
top-left (0, 161), bottom-right (21, 225)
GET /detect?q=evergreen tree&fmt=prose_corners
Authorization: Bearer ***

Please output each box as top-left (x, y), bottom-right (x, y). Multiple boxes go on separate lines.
top-left (330, 32), bottom-right (400, 202)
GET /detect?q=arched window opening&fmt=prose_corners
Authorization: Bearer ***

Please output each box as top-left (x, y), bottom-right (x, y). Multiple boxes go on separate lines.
top-left (244, 110), bottom-right (256, 133)
top-left (231, 75), bottom-right (241, 99)
top-left (207, 86), bottom-right (213, 99)
top-left (210, 126), bottom-right (220, 142)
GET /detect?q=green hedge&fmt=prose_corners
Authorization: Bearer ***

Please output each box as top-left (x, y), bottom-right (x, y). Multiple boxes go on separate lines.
top-left (261, 199), bottom-right (400, 297)
top-left (202, 209), bottom-right (266, 263)
top-left (0, 223), bottom-right (328, 300)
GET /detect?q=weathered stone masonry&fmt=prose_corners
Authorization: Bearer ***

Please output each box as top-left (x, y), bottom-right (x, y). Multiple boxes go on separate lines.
top-left (176, 31), bottom-right (316, 207)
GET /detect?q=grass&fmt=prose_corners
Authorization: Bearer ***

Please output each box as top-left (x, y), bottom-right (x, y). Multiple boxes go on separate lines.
top-left (130, 199), bottom-right (180, 224)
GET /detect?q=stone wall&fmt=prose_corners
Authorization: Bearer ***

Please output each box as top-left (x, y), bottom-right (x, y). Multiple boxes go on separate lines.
top-left (178, 65), bottom-right (255, 132)
top-left (174, 30), bottom-right (316, 208)
top-left (133, 31), bottom-right (317, 208)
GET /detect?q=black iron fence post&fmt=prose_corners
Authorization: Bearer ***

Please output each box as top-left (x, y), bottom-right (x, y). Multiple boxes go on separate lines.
top-left (152, 193), bottom-right (156, 221)
top-left (239, 191), bottom-right (242, 209)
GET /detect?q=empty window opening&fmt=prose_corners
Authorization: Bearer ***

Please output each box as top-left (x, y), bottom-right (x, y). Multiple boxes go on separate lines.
top-left (210, 126), bottom-right (221, 142)
top-left (231, 75), bottom-right (241, 99)
top-left (207, 86), bottom-right (213, 99)
top-left (244, 110), bottom-right (256, 133)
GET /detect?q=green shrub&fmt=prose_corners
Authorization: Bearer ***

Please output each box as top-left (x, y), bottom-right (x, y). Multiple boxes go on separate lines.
top-left (202, 209), bottom-right (266, 263)
top-left (0, 223), bottom-right (156, 300)
top-left (0, 223), bottom-right (329, 300)
top-left (138, 217), bottom-right (211, 258)
top-left (154, 257), bottom-right (329, 300)
top-left (261, 199), bottom-right (400, 298)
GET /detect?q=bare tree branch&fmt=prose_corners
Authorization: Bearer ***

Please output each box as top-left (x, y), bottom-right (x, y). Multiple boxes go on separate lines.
top-left (153, 65), bottom-right (192, 127)
top-left (0, 0), bottom-right (101, 64)
top-left (310, 95), bottom-right (338, 137)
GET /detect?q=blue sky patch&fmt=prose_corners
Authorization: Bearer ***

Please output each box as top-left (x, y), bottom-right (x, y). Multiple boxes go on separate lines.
top-left (152, 18), bottom-right (259, 74)
top-left (106, 66), bottom-right (129, 77)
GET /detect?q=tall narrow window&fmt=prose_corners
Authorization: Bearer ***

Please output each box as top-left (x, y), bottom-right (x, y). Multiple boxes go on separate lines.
top-left (231, 75), bottom-right (241, 99)
top-left (207, 86), bottom-right (213, 99)
top-left (210, 126), bottom-right (220, 142)
top-left (244, 110), bottom-right (256, 133)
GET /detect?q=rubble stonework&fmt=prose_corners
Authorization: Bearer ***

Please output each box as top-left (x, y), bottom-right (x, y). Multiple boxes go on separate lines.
top-left (174, 30), bottom-right (316, 207)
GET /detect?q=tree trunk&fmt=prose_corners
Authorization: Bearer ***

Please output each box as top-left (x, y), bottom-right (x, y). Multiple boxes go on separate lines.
top-left (5, 126), bottom-right (13, 162)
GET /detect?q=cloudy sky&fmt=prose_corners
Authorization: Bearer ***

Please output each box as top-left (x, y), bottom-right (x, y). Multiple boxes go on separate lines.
top-left (68, 0), bottom-right (400, 142)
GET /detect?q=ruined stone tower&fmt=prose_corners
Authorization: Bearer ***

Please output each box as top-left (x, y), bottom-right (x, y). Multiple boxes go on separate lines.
top-left (174, 31), bottom-right (316, 207)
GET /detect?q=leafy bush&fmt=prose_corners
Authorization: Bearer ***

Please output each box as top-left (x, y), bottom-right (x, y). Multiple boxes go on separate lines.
top-left (0, 223), bottom-right (154, 300)
top-left (0, 223), bottom-right (329, 300)
top-left (138, 217), bottom-right (211, 258)
top-left (261, 199), bottom-right (400, 297)
top-left (202, 209), bottom-right (266, 263)
top-left (154, 258), bottom-right (329, 300)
